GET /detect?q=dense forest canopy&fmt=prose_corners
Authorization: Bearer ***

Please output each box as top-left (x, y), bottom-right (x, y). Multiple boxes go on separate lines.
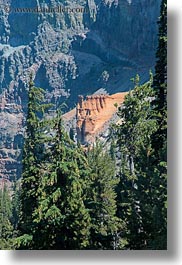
top-left (0, 0), bottom-right (167, 250)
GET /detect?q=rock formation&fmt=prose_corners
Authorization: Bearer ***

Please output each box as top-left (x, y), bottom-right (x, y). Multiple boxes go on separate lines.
top-left (0, 0), bottom-right (161, 182)
top-left (0, 93), bottom-right (23, 184)
top-left (75, 92), bottom-right (127, 144)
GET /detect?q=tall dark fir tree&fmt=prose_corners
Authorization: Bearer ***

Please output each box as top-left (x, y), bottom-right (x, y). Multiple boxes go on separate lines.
top-left (150, 0), bottom-right (167, 249)
top-left (17, 74), bottom-right (52, 249)
top-left (152, 0), bottom-right (167, 156)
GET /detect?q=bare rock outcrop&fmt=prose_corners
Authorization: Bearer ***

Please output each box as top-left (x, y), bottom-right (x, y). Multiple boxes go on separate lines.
top-left (75, 92), bottom-right (127, 144)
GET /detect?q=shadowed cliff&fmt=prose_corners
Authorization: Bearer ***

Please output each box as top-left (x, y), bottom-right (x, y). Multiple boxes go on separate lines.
top-left (0, 0), bottom-right (161, 181)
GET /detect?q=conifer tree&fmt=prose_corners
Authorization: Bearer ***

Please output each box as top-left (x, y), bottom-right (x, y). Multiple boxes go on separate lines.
top-left (11, 181), bottom-right (21, 235)
top-left (32, 111), bottom-right (91, 249)
top-left (152, 0), bottom-right (167, 156)
top-left (11, 181), bottom-right (20, 240)
top-left (86, 141), bottom-right (123, 249)
top-left (115, 75), bottom-right (160, 249)
top-left (0, 183), bottom-right (14, 250)
top-left (150, 0), bottom-right (167, 248)
top-left (17, 74), bottom-right (52, 249)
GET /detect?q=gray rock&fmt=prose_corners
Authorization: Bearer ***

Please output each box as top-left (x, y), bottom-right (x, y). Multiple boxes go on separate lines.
top-left (0, 0), bottom-right (161, 181)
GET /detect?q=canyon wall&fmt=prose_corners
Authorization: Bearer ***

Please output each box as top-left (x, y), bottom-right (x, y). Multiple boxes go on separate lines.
top-left (0, 0), bottom-right (161, 181)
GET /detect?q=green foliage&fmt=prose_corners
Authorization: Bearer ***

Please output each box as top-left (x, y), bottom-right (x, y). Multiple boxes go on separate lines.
top-left (113, 0), bottom-right (167, 249)
top-left (15, 234), bottom-right (33, 249)
top-left (17, 103), bottom-right (91, 249)
top-left (115, 71), bottom-right (167, 249)
top-left (0, 0), bottom-right (167, 251)
top-left (17, 74), bottom-right (53, 249)
top-left (117, 74), bottom-right (156, 159)
top-left (152, 0), bottom-right (167, 156)
top-left (150, 0), bottom-right (167, 248)
top-left (16, 72), bottom-right (166, 250)
top-left (86, 141), bottom-right (126, 249)
top-left (0, 184), bottom-right (14, 250)
top-left (115, 75), bottom-right (156, 249)
top-left (33, 113), bottom-right (91, 249)
top-left (15, 3), bottom-right (167, 248)
top-left (11, 181), bottom-right (21, 231)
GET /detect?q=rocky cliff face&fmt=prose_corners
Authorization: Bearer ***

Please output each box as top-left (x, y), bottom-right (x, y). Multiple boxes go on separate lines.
top-left (76, 93), bottom-right (127, 144)
top-left (0, 0), bottom-right (161, 182)
top-left (0, 94), bottom-right (23, 182)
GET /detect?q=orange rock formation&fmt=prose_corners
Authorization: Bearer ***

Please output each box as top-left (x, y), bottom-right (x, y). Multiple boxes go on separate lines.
top-left (75, 92), bottom-right (127, 144)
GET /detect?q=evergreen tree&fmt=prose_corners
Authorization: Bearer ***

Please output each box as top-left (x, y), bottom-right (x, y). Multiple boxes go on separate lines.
top-left (0, 183), bottom-right (14, 250)
top-left (11, 181), bottom-right (21, 231)
top-left (152, 0), bottom-right (167, 156)
top-left (115, 75), bottom-right (162, 249)
top-left (32, 111), bottom-right (91, 249)
top-left (150, 0), bottom-right (167, 248)
top-left (86, 141), bottom-right (124, 249)
top-left (17, 74), bottom-right (52, 249)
